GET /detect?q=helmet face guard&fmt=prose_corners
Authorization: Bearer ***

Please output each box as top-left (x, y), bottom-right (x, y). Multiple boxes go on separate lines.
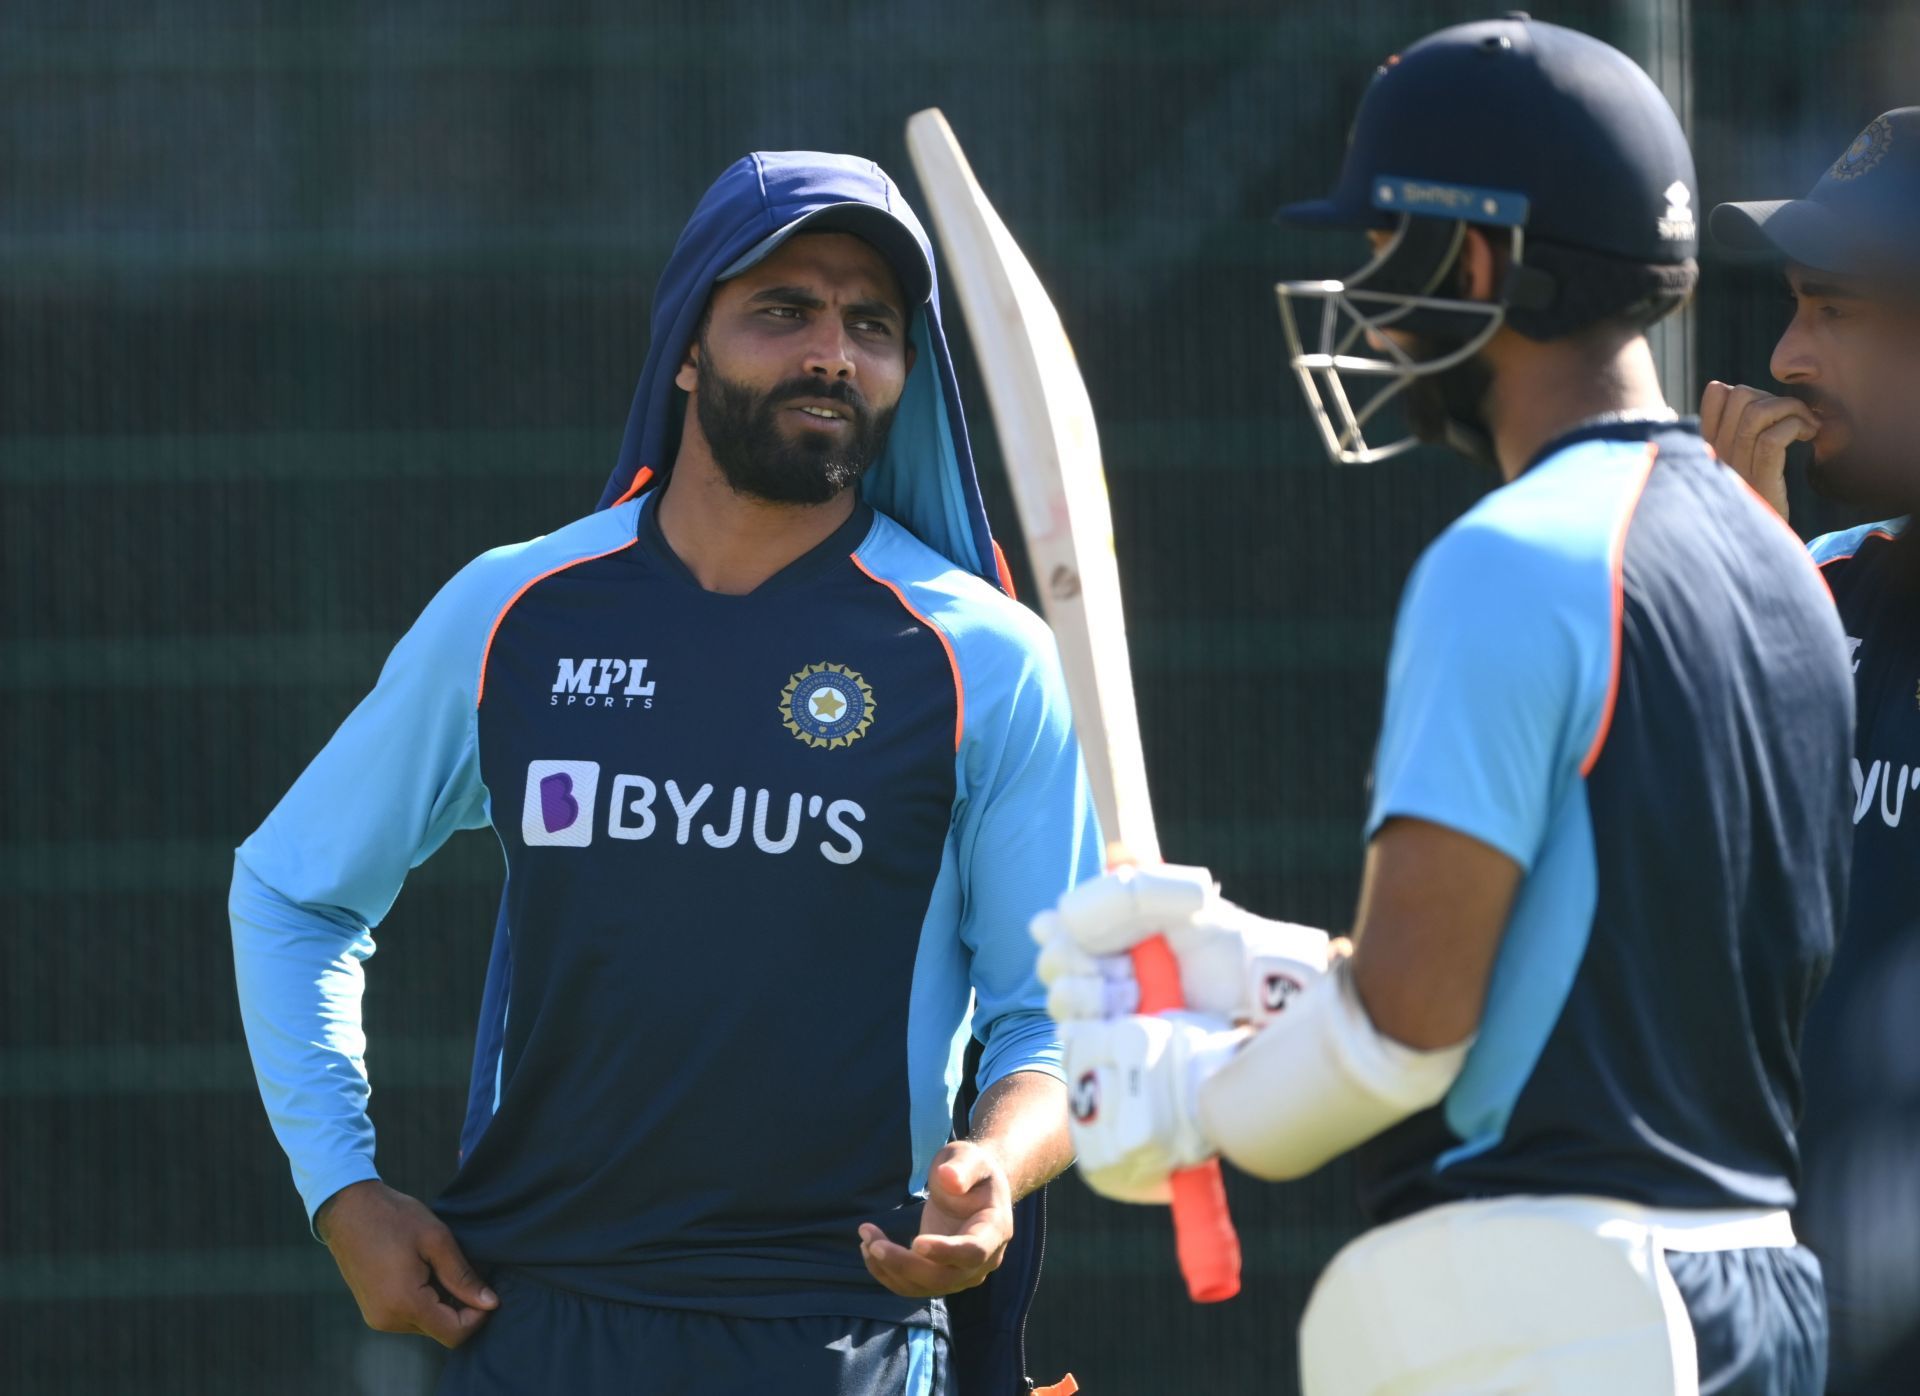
top-left (1275, 179), bottom-right (1532, 466)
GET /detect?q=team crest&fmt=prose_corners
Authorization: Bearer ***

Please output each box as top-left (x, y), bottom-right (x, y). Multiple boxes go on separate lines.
top-left (781, 662), bottom-right (876, 750)
top-left (1830, 117), bottom-right (1893, 182)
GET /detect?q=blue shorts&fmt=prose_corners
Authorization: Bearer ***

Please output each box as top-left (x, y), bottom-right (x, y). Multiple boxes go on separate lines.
top-left (1669, 1244), bottom-right (1828, 1396)
top-left (436, 1269), bottom-right (950, 1396)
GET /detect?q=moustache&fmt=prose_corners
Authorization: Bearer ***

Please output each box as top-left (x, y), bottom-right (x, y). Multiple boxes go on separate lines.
top-left (1781, 382), bottom-right (1846, 423)
top-left (769, 378), bottom-right (869, 418)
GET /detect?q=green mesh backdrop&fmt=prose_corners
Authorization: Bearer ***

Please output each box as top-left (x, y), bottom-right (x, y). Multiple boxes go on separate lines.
top-left (0, 2), bottom-right (1898, 1391)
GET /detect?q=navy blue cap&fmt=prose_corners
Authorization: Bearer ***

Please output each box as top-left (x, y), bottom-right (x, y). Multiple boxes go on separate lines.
top-left (1711, 110), bottom-right (1920, 279)
top-left (719, 201), bottom-right (933, 306)
top-left (1281, 14), bottom-right (1697, 264)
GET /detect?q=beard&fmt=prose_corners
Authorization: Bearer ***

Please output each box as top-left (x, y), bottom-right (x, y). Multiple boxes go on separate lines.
top-left (693, 336), bottom-right (899, 506)
top-left (1781, 381), bottom-right (1911, 513)
top-left (1397, 340), bottom-right (1499, 471)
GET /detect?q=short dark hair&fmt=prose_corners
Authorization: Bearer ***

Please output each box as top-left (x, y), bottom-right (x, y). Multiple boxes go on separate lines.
top-left (1507, 237), bottom-right (1698, 342)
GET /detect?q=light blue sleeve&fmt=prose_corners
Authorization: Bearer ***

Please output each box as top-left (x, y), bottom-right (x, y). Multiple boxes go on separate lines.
top-left (1364, 520), bottom-right (1613, 871)
top-left (1806, 516), bottom-right (1905, 565)
top-left (951, 608), bottom-right (1103, 1097)
top-left (230, 556), bottom-right (498, 1227)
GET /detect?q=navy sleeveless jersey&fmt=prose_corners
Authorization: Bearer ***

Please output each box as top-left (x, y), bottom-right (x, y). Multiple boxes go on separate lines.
top-left (1354, 421), bottom-right (1853, 1223)
top-left (231, 492), bottom-right (1099, 1324)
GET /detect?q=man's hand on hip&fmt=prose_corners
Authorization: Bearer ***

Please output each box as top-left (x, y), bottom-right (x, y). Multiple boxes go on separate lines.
top-left (859, 1141), bottom-right (1012, 1297)
top-left (317, 1179), bottom-right (499, 1348)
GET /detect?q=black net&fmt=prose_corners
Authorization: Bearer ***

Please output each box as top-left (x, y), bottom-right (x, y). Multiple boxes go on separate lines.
top-left (1, 2), bottom-right (1900, 1391)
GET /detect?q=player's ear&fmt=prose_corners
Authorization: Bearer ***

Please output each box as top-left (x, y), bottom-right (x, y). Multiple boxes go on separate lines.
top-left (904, 337), bottom-right (917, 376)
top-left (676, 304), bottom-right (712, 394)
top-left (1455, 227), bottom-right (1501, 304)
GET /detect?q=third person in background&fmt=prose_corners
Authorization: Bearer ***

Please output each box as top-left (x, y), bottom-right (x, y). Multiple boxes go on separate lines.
top-left (1706, 106), bottom-right (1920, 1396)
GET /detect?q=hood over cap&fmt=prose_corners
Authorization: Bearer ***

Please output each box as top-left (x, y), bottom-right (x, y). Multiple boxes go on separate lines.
top-left (597, 150), bottom-right (1010, 593)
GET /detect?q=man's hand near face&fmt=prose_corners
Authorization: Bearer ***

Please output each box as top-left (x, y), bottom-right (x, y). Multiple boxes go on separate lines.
top-left (1700, 380), bottom-right (1818, 521)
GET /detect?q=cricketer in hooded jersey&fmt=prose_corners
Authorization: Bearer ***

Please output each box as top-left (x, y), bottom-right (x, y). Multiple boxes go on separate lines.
top-left (230, 152), bottom-right (1099, 1331)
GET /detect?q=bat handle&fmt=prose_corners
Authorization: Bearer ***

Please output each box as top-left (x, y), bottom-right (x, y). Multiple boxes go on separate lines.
top-left (1130, 934), bottom-right (1243, 1303)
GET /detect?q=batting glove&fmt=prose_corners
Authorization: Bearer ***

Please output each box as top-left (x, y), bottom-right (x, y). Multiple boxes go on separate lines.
top-left (1062, 1011), bottom-right (1247, 1204)
top-left (1032, 864), bottom-right (1333, 1027)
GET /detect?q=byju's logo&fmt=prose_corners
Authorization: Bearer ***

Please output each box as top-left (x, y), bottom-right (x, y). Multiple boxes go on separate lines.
top-left (522, 760), bottom-right (601, 847)
top-left (517, 760), bottom-right (867, 864)
top-left (1852, 756), bottom-right (1920, 830)
top-left (551, 658), bottom-right (656, 709)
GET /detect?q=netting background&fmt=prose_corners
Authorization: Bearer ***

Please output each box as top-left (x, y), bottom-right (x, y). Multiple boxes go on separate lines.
top-left (1, 2), bottom-right (1903, 1392)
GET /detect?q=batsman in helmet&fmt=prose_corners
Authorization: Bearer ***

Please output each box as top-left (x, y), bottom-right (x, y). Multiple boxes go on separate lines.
top-left (1037, 16), bottom-right (1849, 1395)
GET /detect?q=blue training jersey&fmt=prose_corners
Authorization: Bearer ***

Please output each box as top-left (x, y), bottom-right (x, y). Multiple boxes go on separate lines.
top-left (1803, 515), bottom-right (1918, 970)
top-left (230, 491), bottom-right (1099, 1325)
top-left (1795, 516), bottom-right (1920, 1386)
top-left (1354, 419), bottom-right (1853, 1223)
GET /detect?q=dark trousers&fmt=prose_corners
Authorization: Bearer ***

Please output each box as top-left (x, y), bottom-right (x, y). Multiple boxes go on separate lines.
top-left (436, 1269), bottom-right (949, 1396)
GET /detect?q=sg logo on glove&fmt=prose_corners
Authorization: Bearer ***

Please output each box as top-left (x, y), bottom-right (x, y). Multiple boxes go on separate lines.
top-left (1261, 971), bottom-right (1306, 1016)
top-left (1071, 1071), bottom-right (1100, 1123)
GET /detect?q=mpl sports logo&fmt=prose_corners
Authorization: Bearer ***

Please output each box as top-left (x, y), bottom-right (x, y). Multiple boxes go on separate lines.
top-left (520, 758), bottom-right (866, 864)
top-left (551, 658), bottom-right (656, 709)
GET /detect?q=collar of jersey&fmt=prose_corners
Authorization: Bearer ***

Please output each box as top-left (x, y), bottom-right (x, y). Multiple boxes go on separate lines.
top-left (1521, 411), bottom-right (1693, 477)
top-left (632, 487), bottom-right (877, 596)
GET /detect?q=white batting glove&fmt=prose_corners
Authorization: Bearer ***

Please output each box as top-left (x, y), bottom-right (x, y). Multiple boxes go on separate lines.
top-left (1063, 1011), bottom-right (1246, 1204)
top-left (1032, 864), bottom-right (1332, 1028)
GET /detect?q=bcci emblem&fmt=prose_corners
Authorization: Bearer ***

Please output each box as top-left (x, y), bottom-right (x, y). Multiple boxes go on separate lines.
top-left (1831, 116), bottom-right (1893, 182)
top-left (781, 662), bottom-right (876, 750)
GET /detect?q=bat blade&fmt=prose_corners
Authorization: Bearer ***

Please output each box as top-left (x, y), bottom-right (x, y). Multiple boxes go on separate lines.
top-left (904, 107), bottom-right (1158, 869)
top-left (906, 107), bottom-right (1241, 1305)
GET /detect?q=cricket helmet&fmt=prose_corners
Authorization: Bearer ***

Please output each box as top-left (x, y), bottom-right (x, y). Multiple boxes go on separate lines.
top-left (1275, 13), bottom-right (1697, 465)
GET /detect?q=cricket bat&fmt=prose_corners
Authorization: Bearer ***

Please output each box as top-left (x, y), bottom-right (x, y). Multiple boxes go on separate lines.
top-left (906, 107), bottom-right (1242, 1305)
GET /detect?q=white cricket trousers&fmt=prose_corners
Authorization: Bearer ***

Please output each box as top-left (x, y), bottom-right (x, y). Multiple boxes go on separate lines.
top-left (1298, 1194), bottom-right (1797, 1396)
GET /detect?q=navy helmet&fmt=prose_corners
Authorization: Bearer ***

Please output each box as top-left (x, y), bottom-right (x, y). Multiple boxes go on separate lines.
top-left (1712, 108), bottom-right (1920, 281)
top-left (1276, 14), bottom-right (1697, 464)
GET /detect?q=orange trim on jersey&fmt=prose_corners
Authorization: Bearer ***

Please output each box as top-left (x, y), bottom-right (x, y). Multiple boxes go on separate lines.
top-left (850, 553), bottom-right (965, 753)
top-left (608, 464), bottom-right (657, 507)
top-left (992, 539), bottom-right (1018, 601)
top-left (476, 539), bottom-right (639, 707)
top-left (1726, 475), bottom-right (1841, 601)
top-left (1579, 442), bottom-right (1659, 778)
